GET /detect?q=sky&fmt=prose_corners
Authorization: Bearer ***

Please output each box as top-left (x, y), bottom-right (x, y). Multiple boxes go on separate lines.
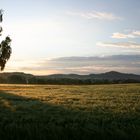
top-left (0, 0), bottom-right (140, 75)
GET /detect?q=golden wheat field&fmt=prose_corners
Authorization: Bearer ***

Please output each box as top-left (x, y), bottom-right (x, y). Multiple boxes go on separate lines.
top-left (0, 84), bottom-right (140, 140)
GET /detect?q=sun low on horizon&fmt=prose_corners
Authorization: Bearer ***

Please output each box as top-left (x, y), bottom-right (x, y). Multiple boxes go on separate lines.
top-left (1, 0), bottom-right (140, 75)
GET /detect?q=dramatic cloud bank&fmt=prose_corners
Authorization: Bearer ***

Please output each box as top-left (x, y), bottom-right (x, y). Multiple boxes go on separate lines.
top-left (6, 55), bottom-right (140, 75)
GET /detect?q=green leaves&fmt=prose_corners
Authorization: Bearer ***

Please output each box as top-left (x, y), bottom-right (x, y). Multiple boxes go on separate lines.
top-left (0, 36), bottom-right (12, 70)
top-left (0, 9), bottom-right (12, 71)
top-left (0, 9), bottom-right (3, 22)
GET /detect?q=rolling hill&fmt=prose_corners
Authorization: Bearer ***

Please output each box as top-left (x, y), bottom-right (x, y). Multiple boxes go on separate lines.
top-left (0, 71), bottom-right (140, 84)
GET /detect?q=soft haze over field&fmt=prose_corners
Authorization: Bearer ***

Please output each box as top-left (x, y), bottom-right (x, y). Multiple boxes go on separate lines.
top-left (1, 0), bottom-right (140, 75)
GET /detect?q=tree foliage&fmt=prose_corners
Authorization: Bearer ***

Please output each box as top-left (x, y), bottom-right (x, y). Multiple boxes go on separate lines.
top-left (0, 9), bottom-right (12, 70)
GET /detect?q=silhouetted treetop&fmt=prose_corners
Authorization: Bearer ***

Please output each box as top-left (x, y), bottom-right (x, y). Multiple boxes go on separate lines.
top-left (0, 9), bottom-right (3, 22)
top-left (0, 9), bottom-right (12, 71)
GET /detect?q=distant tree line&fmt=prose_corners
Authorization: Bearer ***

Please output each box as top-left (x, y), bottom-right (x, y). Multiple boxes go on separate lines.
top-left (0, 74), bottom-right (139, 84)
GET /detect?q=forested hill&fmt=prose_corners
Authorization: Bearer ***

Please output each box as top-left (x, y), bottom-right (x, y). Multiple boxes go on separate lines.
top-left (0, 71), bottom-right (140, 84)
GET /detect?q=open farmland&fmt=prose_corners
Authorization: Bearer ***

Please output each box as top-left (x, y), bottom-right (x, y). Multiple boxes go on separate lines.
top-left (0, 84), bottom-right (140, 140)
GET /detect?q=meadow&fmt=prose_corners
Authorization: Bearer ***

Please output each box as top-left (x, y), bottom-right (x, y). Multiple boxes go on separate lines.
top-left (0, 84), bottom-right (140, 140)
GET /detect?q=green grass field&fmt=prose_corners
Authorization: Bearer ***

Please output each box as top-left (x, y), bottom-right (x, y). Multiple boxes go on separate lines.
top-left (0, 84), bottom-right (140, 140)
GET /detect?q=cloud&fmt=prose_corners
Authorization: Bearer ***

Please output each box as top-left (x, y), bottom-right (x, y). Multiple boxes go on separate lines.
top-left (133, 31), bottom-right (140, 36)
top-left (67, 11), bottom-right (122, 20)
top-left (111, 30), bottom-right (140, 39)
top-left (97, 42), bottom-right (140, 48)
top-left (111, 32), bottom-right (135, 39)
top-left (5, 55), bottom-right (140, 75)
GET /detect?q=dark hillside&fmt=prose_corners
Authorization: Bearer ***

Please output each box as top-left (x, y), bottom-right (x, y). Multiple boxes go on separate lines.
top-left (0, 71), bottom-right (140, 84)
